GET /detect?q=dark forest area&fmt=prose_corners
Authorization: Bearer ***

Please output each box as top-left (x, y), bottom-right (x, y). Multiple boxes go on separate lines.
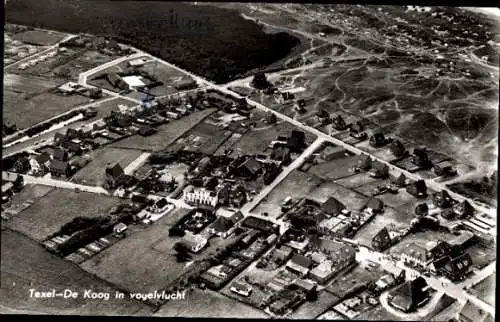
top-left (6, 0), bottom-right (300, 83)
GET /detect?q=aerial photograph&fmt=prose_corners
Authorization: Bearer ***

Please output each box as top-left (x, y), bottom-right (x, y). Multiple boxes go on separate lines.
top-left (1, 1), bottom-right (498, 320)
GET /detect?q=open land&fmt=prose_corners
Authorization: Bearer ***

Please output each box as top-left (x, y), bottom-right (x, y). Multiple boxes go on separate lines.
top-left (72, 148), bottom-right (144, 186)
top-left (109, 108), bottom-right (217, 152)
top-left (5, 190), bottom-right (122, 242)
top-left (0, 228), bottom-right (152, 315)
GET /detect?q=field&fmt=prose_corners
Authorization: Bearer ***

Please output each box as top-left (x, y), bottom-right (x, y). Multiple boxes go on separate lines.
top-left (153, 288), bottom-right (268, 318)
top-left (228, 121), bottom-right (316, 157)
top-left (353, 207), bottom-right (413, 246)
top-left (11, 29), bottom-right (67, 45)
top-left (3, 73), bottom-right (96, 129)
top-left (109, 108), bottom-right (216, 152)
top-left (466, 243), bottom-right (496, 270)
top-left (5, 189), bottom-right (122, 242)
top-left (326, 264), bottom-right (385, 298)
top-left (80, 209), bottom-right (190, 294)
top-left (0, 228), bottom-right (152, 315)
top-left (309, 182), bottom-right (369, 212)
top-left (169, 120), bottom-right (233, 155)
top-left (253, 171), bottom-right (324, 218)
top-left (53, 50), bottom-right (122, 81)
top-left (72, 147), bottom-right (144, 186)
top-left (1, 184), bottom-right (54, 220)
top-left (469, 273), bottom-right (495, 306)
top-left (140, 61), bottom-right (194, 97)
top-left (308, 154), bottom-right (359, 181)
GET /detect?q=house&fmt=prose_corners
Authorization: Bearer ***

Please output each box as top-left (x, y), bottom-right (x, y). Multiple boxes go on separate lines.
top-left (127, 58), bottom-right (147, 67)
top-left (433, 190), bottom-right (453, 208)
top-left (52, 148), bottom-right (69, 162)
top-left (317, 238), bottom-right (356, 270)
top-left (286, 254), bottom-right (313, 276)
top-left (459, 300), bottom-right (494, 322)
top-left (183, 186), bottom-right (218, 208)
top-left (62, 139), bottom-right (83, 154)
top-left (49, 159), bottom-right (71, 177)
top-left (54, 132), bottom-right (68, 146)
top-left (350, 121), bottom-right (367, 139)
top-left (272, 245), bottom-right (293, 265)
top-left (433, 161), bottom-right (457, 177)
top-left (330, 115), bottom-right (348, 130)
top-left (369, 131), bottom-right (387, 147)
top-left (375, 274), bottom-right (397, 291)
top-left (104, 163), bottom-right (125, 189)
top-left (387, 277), bottom-right (430, 313)
top-left (320, 197), bottom-right (346, 216)
top-left (293, 279), bottom-right (317, 293)
top-left (181, 232), bottom-right (208, 253)
top-left (207, 211), bottom-right (243, 239)
top-left (309, 260), bottom-right (336, 283)
top-left (390, 140), bottom-right (406, 158)
top-left (400, 242), bottom-right (433, 268)
top-left (372, 227), bottom-right (392, 251)
top-left (354, 154), bottom-right (371, 171)
top-left (454, 200), bottom-right (474, 218)
top-left (439, 253), bottom-right (473, 282)
top-left (230, 281), bottom-right (252, 297)
top-left (365, 197), bottom-right (384, 214)
top-left (321, 146), bottom-right (346, 161)
top-left (271, 146), bottom-right (291, 165)
top-left (263, 163), bottom-right (282, 185)
top-left (113, 223), bottom-right (128, 235)
top-left (93, 119), bottom-right (107, 131)
top-left (30, 152), bottom-right (51, 175)
top-left (241, 216), bottom-right (278, 234)
top-left (411, 148), bottom-right (432, 169)
top-left (391, 173), bottom-right (407, 187)
top-left (150, 198), bottom-right (170, 213)
top-left (236, 158), bottom-right (262, 180)
top-left (174, 78), bottom-right (197, 91)
top-left (369, 162), bottom-right (389, 178)
top-left (2, 172), bottom-right (24, 192)
top-left (275, 91), bottom-right (295, 104)
top-left (269, 298), bottom-right (291, 315)
top-left (138, 126), bottom-right (157, 136)
top-left (406, 180), bottom-right (427, 198)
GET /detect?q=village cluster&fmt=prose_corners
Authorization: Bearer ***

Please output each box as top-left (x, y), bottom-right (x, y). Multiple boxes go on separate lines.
top-left (1, 15), bottom-right (496, 322)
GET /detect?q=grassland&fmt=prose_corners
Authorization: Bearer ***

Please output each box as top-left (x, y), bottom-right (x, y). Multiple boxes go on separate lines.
top-left (11, 29), bottom-right (67, 45)
top-left (0, 228), bottom-right (152, 315)
top-left (72, 148), bottom-right (144, 186)
top-left (80, 209), bottom-right (191, 294)
top-left (153, 288), bottom-right (268, 318)
top-left (469, 273), bottom-right (495, 306)
top-left (5, 189), bottom-right (122, 242)
top-left (3, 73), bottom-right (93, 129)
top-left (109, 108), bottom-right (216, 152)
top-left (169, 120), bottom-right (233, 155)
top-left (292, 290), bottom-right (341, 320)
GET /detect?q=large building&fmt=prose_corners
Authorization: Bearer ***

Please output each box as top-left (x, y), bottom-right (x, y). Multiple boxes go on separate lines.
top-left (183, 185), bottom-right (218, 207)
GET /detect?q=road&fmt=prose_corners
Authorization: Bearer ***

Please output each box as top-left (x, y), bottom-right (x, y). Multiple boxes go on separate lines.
top-left (240, 137), bottom-right (324, 215)
top-left (123, 153), bottom-right (151, 175)
top-left (379, 289), bottom-right (445, 320)
top-left (356, 246), bottom-right (495, 316)
top-left (21, 173), bottom-right (110, 195)
top-left (77, 52), bottom-right (146, 85)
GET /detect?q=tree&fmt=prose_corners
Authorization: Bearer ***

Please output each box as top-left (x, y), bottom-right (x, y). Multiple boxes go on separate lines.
top-left (251, 73), bottom-right (272, 90)
top-left (390, 140), bottom-right (406, 158)
top-left (415, 203), bottom-right (429, 217)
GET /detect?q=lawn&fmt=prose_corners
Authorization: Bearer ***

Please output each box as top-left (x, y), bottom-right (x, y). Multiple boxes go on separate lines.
top-left (140, 61), bottom-right (193, 97)
top-left (1, 184), bottom-right (54, 220)
top-left (308, 182), bottom-right (369, 212)
top-left (469, 273), bottom-right (495, 306)
top-left (3, 87), bottom-right (94, 129)
top-left (72, 147), bottom-right (144, 186)
top-left (5, 189), bottom-right (122, 242)
top-left (153, 288), bottom-right (268, 318)
top-left (169, 120), bottom-right (233, 155)
top-left (54, 50), bottom-right (122, 81)
top-left (326, 264), bottom-right (385, 299)
top-left (253, 170), bottom-right (324, 218)
top-left (0, 228), bottom-right (152, 315)
top-left (80, 209), bottom-right (192, 294)
top-left (229, 121), bottom-right (316, 157)
top-left (353, 207), bottom-right (413, 247)
top-left (109, 108), bottom-right (216, 152)
top-left (308, 154), bottom-right (359, 181)
top-left (11, 29), bottom-right (67, 45)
